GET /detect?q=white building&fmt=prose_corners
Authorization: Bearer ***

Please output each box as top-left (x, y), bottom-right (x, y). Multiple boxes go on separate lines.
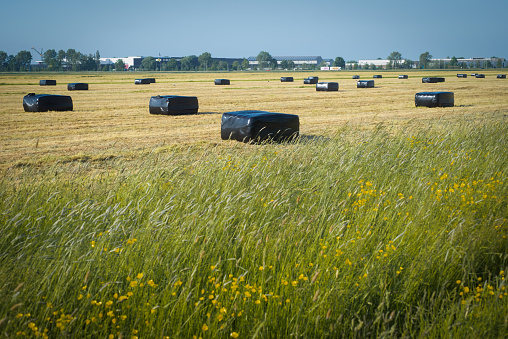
top-left (248, 56), bottom-right (326, 68)
top-left (100, 56), bottom-right (143, 70)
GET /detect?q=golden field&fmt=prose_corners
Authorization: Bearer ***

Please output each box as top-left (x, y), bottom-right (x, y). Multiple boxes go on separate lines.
top-left (0, 70), bottom-right (507, 169)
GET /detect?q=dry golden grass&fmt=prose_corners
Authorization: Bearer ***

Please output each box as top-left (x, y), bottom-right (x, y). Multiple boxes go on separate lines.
top-left (0, 70), bottom-right (507, 168)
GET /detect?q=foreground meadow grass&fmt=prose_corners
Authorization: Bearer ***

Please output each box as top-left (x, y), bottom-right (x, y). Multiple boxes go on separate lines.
top-left (0, 119), bottom-right (507, 337)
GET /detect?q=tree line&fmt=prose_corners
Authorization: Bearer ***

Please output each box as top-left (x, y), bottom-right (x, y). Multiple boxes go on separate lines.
top-left (1, 48), bottom-right (505, 72)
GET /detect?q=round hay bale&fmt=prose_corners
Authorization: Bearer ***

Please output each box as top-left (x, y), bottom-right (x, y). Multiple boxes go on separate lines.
top-left (149, 95), bottom-right (199, 115)
top-left (67, 83), bottom-right (89, 91)
top-left (357, 80), bottom-right (374, 88)
top-left (39, 80), bottom-right (56, 86)
top-left (23, 93), bottom-right (73, 112)
top-left (316, 82), bottom-right (338, 91)
top-left (415, 92), bottom-right (454, 108)
top-left (221, 110), bottom-right (299, 143)
top-left (214, 79), bottom-right (230, 85)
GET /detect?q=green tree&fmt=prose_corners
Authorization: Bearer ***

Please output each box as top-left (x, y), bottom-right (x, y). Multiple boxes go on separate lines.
top-left (449, 56), bottom-right (458, 68)
top-left (403, 59), bottom-right (413, 69)
top-left (280, 60), bottom-right (289, 69)
top-left (141, 56), bottom-right (156, 71)
top-left (43, 49), bottom-right (58, 70)
top-left (232, 60), bottom-right (240, 70)
top-left (95, 50), bottom-right (101, 71)
top-left (496, 59), bottom-right (502, 68)
top-left (334, 56), bottom-right (345, 69)
top-left (370, 63), bottom-right (376, 70)
top-left (165, 58), bottom-right (179, 71)
top-left (15, 50), bottom-right (32, 71)
top-left (419, 52), bottom-right (432, 69)
top-left (57, 50), bottom-right (66, 70)
top-left (387, 51), bottom-right (402, 69)
top-left (256, 51), bottom-right (273, 69)
top-left (198, 52), bottom-right (212, 71)
top-left (0, 50), bottom-right (8, 71)
top-left (241, 58), bottom-right (249, 70)
top-left (180, 55), bottom-right (198, 71)
top-left (485, 60), bottom-right (492, 69)
top-left (115, 59), bottom-right (126, 71)
top-left (80, 54), bottom-right (97, 71)
top-left (269, 57), bottom-right (278, 69)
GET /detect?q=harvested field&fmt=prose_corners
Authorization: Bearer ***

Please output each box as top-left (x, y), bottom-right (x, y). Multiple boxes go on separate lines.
top-left (0, 70), bottom-right (507, 168)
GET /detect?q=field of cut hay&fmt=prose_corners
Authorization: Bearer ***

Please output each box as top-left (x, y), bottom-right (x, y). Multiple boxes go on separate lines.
top-left (0, 70), bottom-right (507, 168)
top-left (0, 70), bottom-right (507, 338)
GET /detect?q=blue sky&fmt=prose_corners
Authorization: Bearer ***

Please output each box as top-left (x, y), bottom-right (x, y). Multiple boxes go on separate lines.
top-left (1, 0), bottom-right (507, 61)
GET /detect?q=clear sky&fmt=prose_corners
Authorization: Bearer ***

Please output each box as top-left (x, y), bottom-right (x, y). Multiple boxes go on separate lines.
top-left (1, 0), bottom-right (507, 62)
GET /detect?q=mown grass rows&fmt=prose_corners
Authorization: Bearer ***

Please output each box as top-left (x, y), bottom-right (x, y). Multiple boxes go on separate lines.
top-left (0, 121), bottom-right (507, 338)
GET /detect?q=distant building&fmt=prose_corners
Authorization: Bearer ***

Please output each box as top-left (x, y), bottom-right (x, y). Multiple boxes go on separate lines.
top-left (100, 56), bottom-right (143, 70)
top-left (425, 57), bottom-right (506, 68)
top-left (247, 56), bottom-right (326, 69)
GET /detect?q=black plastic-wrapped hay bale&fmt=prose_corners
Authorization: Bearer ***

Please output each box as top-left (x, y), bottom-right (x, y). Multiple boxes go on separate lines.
top-left (39, 80), bottom-right (56, 86)
top-left (304, 76), bottom-right (319, 84)
top-left (373, 75), bottom-right (382, 78)
top-left (422, 77), bottom-right (445, 83)
top-left (471, 73), bottom-right (477, 77)
top-left (149, 95), bottom-right (199, 115)
top-left (415, 92), bottom-right (454, 108)
top-left (23, 93), bottom-right (73, 112)
top-left (214, 79), bottom-right (230, 85)
top-left (497, 74), bottom-right (506, 79)
top-left (475, 74), bottom-right (485, 78)
top-left (352, 75), bottom-right (360, 79)
top-left (67, 83), bottom-right (88, 91)
top-left (146, 78), bottom-right (156, 83)
top-left (280, 77), bottom-right (294, 82)
top-left (398, 75), bottom-right (408, 79)
top-left (357, 80), bottom-right (374, 88)
top-left (135, 79), bottom-right (151, 85)
top-left (457, 74), bottom-right (468, 78)
top-left (316, 82), bottom-right (338, 91)
top-left (221, 110), bottom-right (299, 143)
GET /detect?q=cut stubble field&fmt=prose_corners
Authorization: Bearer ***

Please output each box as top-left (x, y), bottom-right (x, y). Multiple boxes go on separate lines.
top-left (1, 70), bottom-right (507, 168)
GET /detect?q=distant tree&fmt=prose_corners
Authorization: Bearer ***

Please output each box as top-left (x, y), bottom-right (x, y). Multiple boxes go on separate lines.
top-left (403, 59), bottom-right (413, 69)
top-left (241, 58), bottom-right (249, 70)
top-left (15, 50), bottom-right (32, 71)
top-left (496, 59), bottom-right (502, 68)
top-left (370, 63), bottom-right (376, 70)
top-left (334, 56), bottom-right (345, 69)
top-left (198, 52), bottom-right (212, 71)
top-left (386, 62), bottom-right (392, 70)
top-left (256, 51), bottom-right (273, 69)
top-left (95, 50), bottom-right (101, 71)
top-left (180, 55), bottom-right (198, 71)
top-left (141, 56), bottom-right (156, 71)
top-left (353, 63), bottom-right (358, 70)
top-left (115, 59), bottom-right (126, 71)
top-left (475, 60), bottom-right (481, 68)
top-left (77, 54), bottom-right (96, 71)
top-left (0, 50), bottom-right (8, 70)
top-left (419, 52), bottom-right (432, 69)
top-left (363, 63), bottom-right (370, 70)
top-left (232, 61), bottom-right (240, 70)
top-left (57, 50), bottom-right (66, 70)
top-left (449, 56), bottom-right (458, 68)
top-left (387, 51), bottom-right (402, 68)
top-left (269, 57), bottom-right (278, 69)
top-left (165, 58), bottom-right (179, 71)
top-left (42, 49), bottom-right (57, 70)
top-left (280, 60), bottom-right (289, 69)
top-left (66, 49), bottom-right (82, 71)
top-left (485, 60), bottom-right (493, 69)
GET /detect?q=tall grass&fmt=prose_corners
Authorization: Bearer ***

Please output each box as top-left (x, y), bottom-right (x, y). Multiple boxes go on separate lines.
top-left (0, 121), bottom-right (507, 338)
